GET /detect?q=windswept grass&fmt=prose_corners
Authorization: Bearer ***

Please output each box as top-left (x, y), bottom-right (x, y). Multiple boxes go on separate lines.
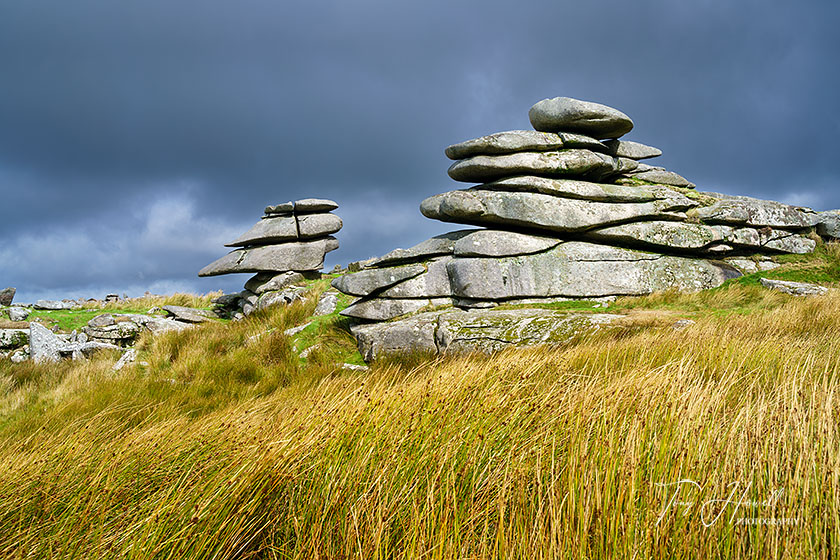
top-left (0, 279), bottom-right (838, 557)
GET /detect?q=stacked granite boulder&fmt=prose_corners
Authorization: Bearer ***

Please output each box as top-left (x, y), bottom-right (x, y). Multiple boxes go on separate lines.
top-left (332, 97), bottom-right (828, 357)
top-left (200, 198), bottom-right (341, 316)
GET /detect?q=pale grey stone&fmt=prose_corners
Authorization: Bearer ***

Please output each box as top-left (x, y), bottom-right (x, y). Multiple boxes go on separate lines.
top-left (265, 201), bottom-right (294, 214)
top-left (226, 215), bottom-right (298, 247)
top-left (283, 322), bottom-right (312, 336)
top-left (759, 278), bottom-right (828, 296)
top-left (8, 307), bottom-right (30, 322)
top-left (584, 221), bottom-right (816, 254)
top-left (313, 292), bottom-right (338, 316)
top-left (421, 189), bottom-right (694, 233)
top-left (33, 300), bottom-right (78, 310)
top-left (447, 149), bottom-right (622, 183)
top-left (242, 303), bottom-right (256, 316)
top-left (30, 323), bottom-right (63, 363)
top-left (0, 288), bottom-right (15, 307)
top-left (331, 264), bottom-right (425, 297)
top-left (482, 175), bottom-right (684, 203)
top-left (672, 319), bottom-right (696, 330)
top-left (244, 271), bottom-right (306, 295)
top-left (161, 305), bottom-right (216, 323)
top-left (212, 294), bottom-right (241, 307)
top-left (350, 313), bottom-right (441, 361)
top-left (340, 297), bottom-right (451, 321)
top-left (366, 230), bottom-right (475, 267)
top-left (528, 97), bottom-right (634, 139)
top-left (816, 210), bottom-right (840, 239)
top-left (341, 363), bottom-right (370, 372)
top-left (112, 349), bottom-right (137, 371)
top-left (603, 139), bottom-right (662, 160)
top-left (690, 197), bottom-right (821, 230)
top-left (628, 168), bottom-right (695, 188)
top-left (558, 132), bottom-right (608, 151)
top-left (0, 329), bottom-right (28, 349)
top-left (256, 288), bottom-right (305, 311)
top-left (445, 130), bottom-right (565, 159)
top-left (436, 309), bottom-right (624, 354)
top-left (453, 230), bottom-right (560, 257)
top-left (350, 308), bottom-right (624, 360)
top-left (11, 349), bottom-right (28, 363)
top-left (295, 198), bottom-right (338, 212)
top-left (239, 290), bottom-right (259, 308)
top-left (61, 341), bottom-right (123, 359)
top-left (297, 213), bottom-right (343, 238)
top-left (446, 242), bottom-right (740, 300)
top-left (199, 237), bottom-right (338, 276)
top-left (378, 257), bottom-right (454, 298)
top-left (83, 322), bottom-right (141, 342)
top-left (724, 258), bottom-right (780, 274)
top-left (88, 314), bottom-right (116, 328)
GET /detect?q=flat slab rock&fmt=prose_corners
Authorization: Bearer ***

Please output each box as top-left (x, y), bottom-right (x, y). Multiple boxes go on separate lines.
top-left (227, 213), bottom-right (342, 247)
top-left (481, 175), bottom-right (683, 203)
top-left (351, 308), bottom-right (625, 361)
top-left (421, 189), bottom-right (695, 233)
top-left (447, 149), bottom-right (630, 183)
top-left (199, 237), bottom-right (338, 276)
top-left (759, 278), bottom-right (828, 296)
top-left (603, 139), bottom-right (662, 160)
top-left (365, 230), bottom-right (475, 268)
top-left (446, 241), bottom-right (741, 300)
top-left (444, 130), bottom-right (606, 160)
top-left (161, 305), bottom-right (217, 323)
top-left (690, 196), bottom-right (820, 230)
top-left (529, 97), bottom-right (634, 139)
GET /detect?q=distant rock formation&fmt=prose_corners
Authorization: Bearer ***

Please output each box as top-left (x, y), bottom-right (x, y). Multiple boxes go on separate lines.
top-left (332, 96), bottom-right (835, 357)
top-left (199, 198), bottom-right (342, 318)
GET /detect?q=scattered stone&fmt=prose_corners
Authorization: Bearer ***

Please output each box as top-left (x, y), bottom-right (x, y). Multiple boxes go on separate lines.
top-left (33, 299), bottom-right (79, 310)
top-left (104, 294), bottom-right (120, 303)
top-left (528, 97), bottom-right (634, 139)
top-left (299, 344), bottom-right (320, 358)
top-left (341, 363), bottom-right (370, 372)
top-left (112, 349), bottom-right (137, 371)
top-left (283, 322), bottom-right (312, 336)
top-left (161, 305), bottom-right (216, 324)
top-left (88, 314), bottom-right (117, 328)
top-left (30, 323), bottom-right (63, 363)
top-left (314, 292), bottom-right (338, 316)
top-left (759, 278), bottom-right (828, 296)
top-left (0, 288), bottom-right (15, 306)
top-left (256, 288), bottom-right (305, 311)
top-left (11, 349), bottom-right (28, 363)
top-left (672, 319), bottom-right (696, 330)
top-left (0, 329), bottom-right (28, 349)
top-left (8, 307), bottom-right (31, 322)
top-left (816, 210), bottom-right (840, 239)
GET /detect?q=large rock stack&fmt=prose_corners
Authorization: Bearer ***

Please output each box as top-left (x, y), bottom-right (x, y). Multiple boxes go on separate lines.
top-left (332, 97), bottom-right (827, 357)
top-left (200, 198), bottom-right (341, 316)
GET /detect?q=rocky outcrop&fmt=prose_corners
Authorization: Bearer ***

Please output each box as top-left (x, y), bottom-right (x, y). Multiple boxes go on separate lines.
top-left (331, 95), bottom-right (835, 360)
top-left (200, 198), bottom-right (342, 317)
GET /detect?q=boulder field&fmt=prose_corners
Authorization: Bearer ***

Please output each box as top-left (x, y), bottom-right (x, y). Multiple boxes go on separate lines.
top-left (331, 96), bottom-right (838, 359)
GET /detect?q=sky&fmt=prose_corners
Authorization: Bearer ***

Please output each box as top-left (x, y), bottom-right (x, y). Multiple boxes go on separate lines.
top-left (1, 0), bottom-right (839, 302)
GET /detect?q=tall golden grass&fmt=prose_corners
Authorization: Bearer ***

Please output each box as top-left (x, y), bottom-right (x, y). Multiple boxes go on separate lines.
top-left (0, 287), bottom-right (838, 558)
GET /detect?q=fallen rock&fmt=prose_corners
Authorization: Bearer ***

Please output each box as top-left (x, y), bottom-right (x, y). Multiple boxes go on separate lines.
top-left (0, 329), bottom-right (28, 349)
top-left (0, 288), bottom-right (15, 307)
top-left (313, 292), bottom-right (338, 316)
top-left (33, 299), bottom-right (79, 310)
top-left (112, 349), bottom-right (138, 371)
top-left (7, 307), bottom-right (31, 322)
top-left (30, 323), bottom-right (63, 363)
top-left (528, 96), bottom-right (634, 139)
top-left (759, 278), bottom-right (828, 296)
top-left (256, 288), bottom-right (306, 311)
top-left (816, 210), bottom-right (840, 239)
top-left (161, 305), bottom-right (216, 323)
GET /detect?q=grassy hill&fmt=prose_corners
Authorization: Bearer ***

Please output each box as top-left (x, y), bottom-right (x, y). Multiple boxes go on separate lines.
top-left (1, 246), bottom-right (839, 558)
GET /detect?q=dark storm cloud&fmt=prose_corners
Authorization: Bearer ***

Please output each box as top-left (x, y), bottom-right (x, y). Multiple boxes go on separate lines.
top-left (0, 0), bottom-right (838, 300)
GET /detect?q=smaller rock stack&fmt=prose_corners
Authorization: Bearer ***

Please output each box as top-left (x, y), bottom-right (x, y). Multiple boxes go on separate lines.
top-left (200, 198), bottom-right (342, 317)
